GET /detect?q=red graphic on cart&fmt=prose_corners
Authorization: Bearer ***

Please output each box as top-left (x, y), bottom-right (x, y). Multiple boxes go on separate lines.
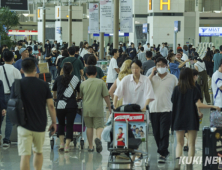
top-left (114, 113), bottom-right (144, 122)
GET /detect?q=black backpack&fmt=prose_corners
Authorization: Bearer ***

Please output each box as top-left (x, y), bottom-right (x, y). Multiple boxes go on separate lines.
top-left (34, 45), bottom-right (38, 51)
top-left (114, 104), bottom-right (141, 112)
top-left (7, 79), bottom-right (27, 126)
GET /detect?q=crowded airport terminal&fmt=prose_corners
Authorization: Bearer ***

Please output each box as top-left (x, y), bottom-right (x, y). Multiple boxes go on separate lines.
top-left (1, 0), bottom-right (222, 169)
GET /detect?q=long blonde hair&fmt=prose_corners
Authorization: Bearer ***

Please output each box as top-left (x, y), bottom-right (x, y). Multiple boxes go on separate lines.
top-left (118, 60), bottom-right (132, 81)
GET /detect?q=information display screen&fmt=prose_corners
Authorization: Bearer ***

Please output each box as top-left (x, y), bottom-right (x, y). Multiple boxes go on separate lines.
top-left (1, 0), bottom-right (28, 11)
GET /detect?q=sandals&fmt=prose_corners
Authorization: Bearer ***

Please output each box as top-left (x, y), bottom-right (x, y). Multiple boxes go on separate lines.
top-left (59, 144), bottom-right (64, 152)
top-left (88, 146), bottom-right (94, 152)
top-left (64, 147), bottom-right (69, 153)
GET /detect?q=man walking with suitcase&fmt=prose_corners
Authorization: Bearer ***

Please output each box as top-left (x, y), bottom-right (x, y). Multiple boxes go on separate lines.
top-left (10, 58), bottom-right (57, 170)
top-left (0, 51), bottom-right (22, 148)
top-left (149, 57), bottom-right (178, 163)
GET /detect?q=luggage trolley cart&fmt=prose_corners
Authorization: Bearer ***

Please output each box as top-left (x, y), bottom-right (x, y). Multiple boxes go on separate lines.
top-left (108, 109), bottom-right (150, 170)
top-left (50, 100), bottom-right (86, 150)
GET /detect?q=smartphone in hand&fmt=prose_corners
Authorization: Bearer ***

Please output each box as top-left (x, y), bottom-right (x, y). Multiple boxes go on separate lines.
top-left (49, 127), bottom-right (55, 137)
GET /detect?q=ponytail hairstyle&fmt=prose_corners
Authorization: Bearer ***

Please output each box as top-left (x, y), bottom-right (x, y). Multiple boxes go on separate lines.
top-left (62, 62), bottom-right (73, 87)
top-left (193, 56), bottom-right (203, 63)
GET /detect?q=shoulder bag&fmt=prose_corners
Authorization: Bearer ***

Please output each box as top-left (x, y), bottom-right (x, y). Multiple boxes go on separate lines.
top-left (7, 79), bottom-right (27, 126)
top-left (2, 66), bottom-right (11, 92)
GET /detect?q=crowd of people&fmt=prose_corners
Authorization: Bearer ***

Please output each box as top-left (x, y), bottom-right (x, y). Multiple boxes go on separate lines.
top-left (0, 38), bottom-right (221, 169)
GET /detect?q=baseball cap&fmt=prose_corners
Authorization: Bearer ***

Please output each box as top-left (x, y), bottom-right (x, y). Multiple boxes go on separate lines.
top-left (19, 48), bottom-right (27, 55)
top-left (52, 47), bottom-right (57, 51)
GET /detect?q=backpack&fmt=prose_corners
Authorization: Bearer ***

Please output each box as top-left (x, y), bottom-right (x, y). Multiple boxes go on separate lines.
top-left (7, 79), bottom-right (27, 126)
top-left (34, 45), bottom-right (38, 51)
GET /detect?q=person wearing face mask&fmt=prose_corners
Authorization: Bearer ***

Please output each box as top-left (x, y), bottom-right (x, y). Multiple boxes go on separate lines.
top-left (148, 57), bottom-right (178, 164)
top-left (46, 48), bottom-right (58, 81)
top-left (168, 53), bottom-right (190, 79)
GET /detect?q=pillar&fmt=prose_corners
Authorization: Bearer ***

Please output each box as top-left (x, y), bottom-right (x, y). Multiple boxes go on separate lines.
top-left (42, 0), bottom-right (46, 52)
top-left (99, 33), bottom-right (104, 59)
top-left (195, 0), bottom-right (200, 47)
top-left (113, 0), bottom-right (119, 49)
top-left (68, 1), bottom-right (72, 47)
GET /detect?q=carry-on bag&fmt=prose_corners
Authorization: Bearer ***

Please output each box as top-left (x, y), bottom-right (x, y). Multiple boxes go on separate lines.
top-left (203, 126), bottom-right (222, 170)
top-left (7, 79), bottom-right (27, 126)
top-left (39, 73), bottom-right (51, 83)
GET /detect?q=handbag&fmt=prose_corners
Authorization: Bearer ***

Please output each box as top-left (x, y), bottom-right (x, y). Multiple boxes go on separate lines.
top-left (2, 66), bottom-right (11, 91)
top-left (7, 79), bottom-right (27, 126)
top-left (210, 110), bottom-right (222, 127)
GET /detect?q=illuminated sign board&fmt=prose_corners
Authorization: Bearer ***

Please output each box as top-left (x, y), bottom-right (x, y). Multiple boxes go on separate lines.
top-left (160, 0), bottom-right (170, 10)
top-left (149, 0), bottom-right (152, 10)
top-left (149, 0), bottom-right (171, 11)
top-left (199, 27), bottom-right (222, 36)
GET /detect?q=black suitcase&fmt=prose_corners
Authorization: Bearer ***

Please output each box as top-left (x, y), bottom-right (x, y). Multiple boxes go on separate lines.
top-left (203, 126), bottom-right (222, 170)
top-left (39, 73), bottom-right (51, 83)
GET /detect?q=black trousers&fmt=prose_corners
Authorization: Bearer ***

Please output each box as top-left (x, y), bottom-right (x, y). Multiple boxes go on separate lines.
top-left (56, 108), bottom-right (77, 140)
top-left (150, 112), bottom-right (171, 157)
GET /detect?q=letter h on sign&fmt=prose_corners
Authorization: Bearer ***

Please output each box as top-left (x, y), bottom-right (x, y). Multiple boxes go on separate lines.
top-left (160, 0), bottom-right (171, 10)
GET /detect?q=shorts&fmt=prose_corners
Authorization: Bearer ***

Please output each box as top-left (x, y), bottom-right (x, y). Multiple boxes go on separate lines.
top-left (18, 126), bottom-right (45, 156)
top-left (84, 117), bottom-right (104, 129)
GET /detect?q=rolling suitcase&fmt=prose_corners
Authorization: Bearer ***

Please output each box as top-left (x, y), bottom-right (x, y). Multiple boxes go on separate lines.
top-left (39, 73), bottom-right (51, 83)
top-left (203, 126), bottom-right (222, 170)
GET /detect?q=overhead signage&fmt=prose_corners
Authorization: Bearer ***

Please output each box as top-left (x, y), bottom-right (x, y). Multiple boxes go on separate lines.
top-left (143, 23), bottom-right (148, 33)
top-left (56, 27), bottom-right (62, 34)
top-left (1, 0), bottom-right (28, 11)
top-left (174, 21), bottom-right (181, 32)
top-left (199, 27), bottom-right (222, 36)
top-left (120, 0), bottom-right (133, 33)
top-left (160, 0), bottom-right (170, 10)
top-left (93, 32), bottom-right (129, 37)
top-left (89, 3), bottom-right (99, 33)
top-left (100, 0), bottom-right (113, 33)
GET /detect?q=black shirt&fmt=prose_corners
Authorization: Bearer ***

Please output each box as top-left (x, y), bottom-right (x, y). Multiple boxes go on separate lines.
top-left (171, 86), bottom-right (201, 131)
top-left (47, 53), bottom-right (58, 66)
top-left (75, 54), bottom-right (84, 66)
top-left (29, 53), bottom-right (38, 65)
top-left (83, 53), bottom-right (91, 64)
top-left (10, 77), bottom-right (52, 132)
top-left (52, 75), bottom-right (80, 109)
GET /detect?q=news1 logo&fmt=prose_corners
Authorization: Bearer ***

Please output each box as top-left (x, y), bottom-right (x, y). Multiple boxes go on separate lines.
top-left (149, 0), bottom-right (171, 11)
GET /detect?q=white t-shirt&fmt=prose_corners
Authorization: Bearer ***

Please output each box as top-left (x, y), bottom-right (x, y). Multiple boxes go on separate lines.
top-left (149, 73), bottom-right (178, 113)
top-left (80, 48), bottom-right (88, 57)
top-left (0, 64), bottom-right (22, 94)
top-left (212, 70), bottom-right (222, 107)
top-left (181, 53), bottom-right (190, 68)
top-left (114, 74), bottom-right (155, 109)
top-left (106, 58), bottom-right (119, 83)
top-left (194, 61), bottom-right (206, 72)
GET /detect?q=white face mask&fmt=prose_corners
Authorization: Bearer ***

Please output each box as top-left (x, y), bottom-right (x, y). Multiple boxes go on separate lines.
top-left (157, 67), bottom-right (167, 74)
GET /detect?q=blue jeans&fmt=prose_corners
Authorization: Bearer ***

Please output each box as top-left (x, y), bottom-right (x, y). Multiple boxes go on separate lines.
top-left (49, 66), bottom-right (57, 80)
top-left (0, 94), bottom-right (12, 142)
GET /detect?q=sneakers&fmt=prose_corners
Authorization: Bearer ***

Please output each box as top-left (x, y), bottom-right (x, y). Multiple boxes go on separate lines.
top-left (3, 140), bottom-right (11, 149)
top-left (158, 156), bottom-right (166, 163)
top-left (94, 138), bottom-right (102, 153)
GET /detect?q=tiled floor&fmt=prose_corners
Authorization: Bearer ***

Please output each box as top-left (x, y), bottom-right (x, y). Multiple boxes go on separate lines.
top-left (0, 107), bottom-right (210, 170)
